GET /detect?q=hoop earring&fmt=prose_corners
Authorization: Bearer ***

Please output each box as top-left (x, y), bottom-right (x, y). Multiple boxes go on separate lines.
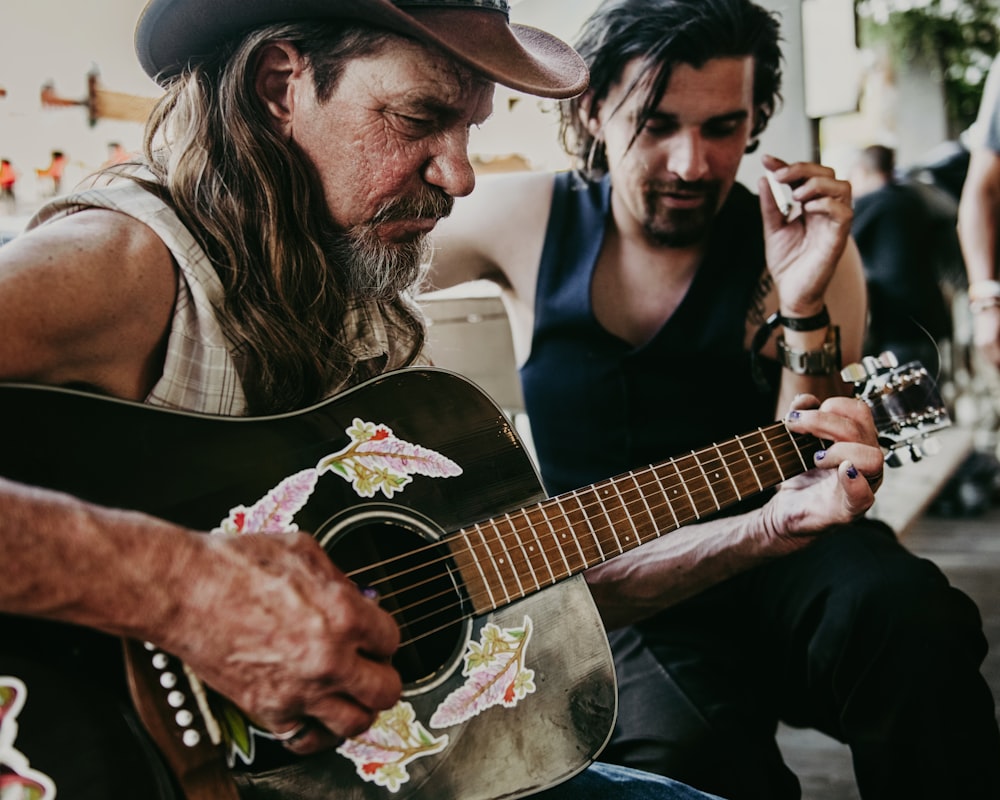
top-left (585, 138), bottom-right (601, 175)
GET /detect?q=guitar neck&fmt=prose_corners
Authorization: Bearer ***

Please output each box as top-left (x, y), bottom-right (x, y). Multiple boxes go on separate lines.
top-left (450, 422), bottom-right (822, 614)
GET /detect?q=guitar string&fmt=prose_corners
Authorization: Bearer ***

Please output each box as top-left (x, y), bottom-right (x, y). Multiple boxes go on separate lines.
top-left (346, 379), bottom-right (935, 651)
top-left (340, 425), bottom-right (820, 648)
top-left (368, 434), bottom-right (810, 606)
top-left (386, 448), bottom-right (828, 651)
top-left (383, 435), bottom-right (816, 648)
top-left (382, 432), bottom-right (802, 647)
top-left (349, 425), bottom-right (809, 606)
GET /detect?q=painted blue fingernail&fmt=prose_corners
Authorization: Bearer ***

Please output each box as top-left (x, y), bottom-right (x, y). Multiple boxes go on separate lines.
top-left (846, 465), bottom-right (859, 479)
top-left (788, 410), bottom-right (801, 420)
top-left (814, 450), bottom-right (826, 461)
top-left (361, 586), bottom-right (379, 600)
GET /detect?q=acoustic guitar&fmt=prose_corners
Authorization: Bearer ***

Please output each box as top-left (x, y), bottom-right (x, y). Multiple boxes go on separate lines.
top-left (0, 357), bottom-right (948, 800)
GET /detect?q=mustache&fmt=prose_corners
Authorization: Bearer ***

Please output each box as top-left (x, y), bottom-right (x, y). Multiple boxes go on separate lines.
top-left (647, 178), bottom-right (719, 195)
top-left (372, 189), bottom-right (454, 224)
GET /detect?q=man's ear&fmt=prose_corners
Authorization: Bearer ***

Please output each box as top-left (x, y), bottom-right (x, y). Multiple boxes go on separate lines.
top-left (255, 41), bottom-right (306, 137)
top-left (577, 90), bottom-right (602, 138)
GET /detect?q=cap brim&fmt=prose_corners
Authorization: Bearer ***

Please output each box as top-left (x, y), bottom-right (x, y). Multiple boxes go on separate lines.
top-left (135, 0), bottom-right (588, 99)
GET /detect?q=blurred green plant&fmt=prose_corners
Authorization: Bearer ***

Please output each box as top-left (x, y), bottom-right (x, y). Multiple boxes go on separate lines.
top-left (856, 0), bottom-right (1000, 135)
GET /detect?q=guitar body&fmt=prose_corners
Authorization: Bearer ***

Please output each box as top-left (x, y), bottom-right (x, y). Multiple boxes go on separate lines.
top-left (0, 368), bottom-right (616, 800)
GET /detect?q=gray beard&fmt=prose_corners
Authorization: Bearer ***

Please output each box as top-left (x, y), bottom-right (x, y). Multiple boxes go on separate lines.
top-left (334, 227), bottom-right (430, 300)
top-left (327, 190), bottom-right (452, 300)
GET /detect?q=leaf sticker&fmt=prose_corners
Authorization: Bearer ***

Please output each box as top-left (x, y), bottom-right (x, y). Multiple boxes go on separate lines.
top-left (0, 677), bottom-right (57, 800)
top-left (318, 418), bottom-right (462, 498)
top-left (212, 468), bottom-right (319, 536)
top-left (429, 618), bottom-right (536, 729)
top-left (337, 701), bottom-right (449, 792)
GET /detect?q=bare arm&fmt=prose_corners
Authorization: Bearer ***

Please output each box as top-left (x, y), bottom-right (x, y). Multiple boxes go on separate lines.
top-left (429, 171), bottom-right (554, 297)
top-left (0, 212), bottom-right (402, 751)
top-left (958, 147), bottom-right (1000, 368)
top-left (586, 393), bottom-right (883, 628)
top-left (754, 156), bottom-right (867, 413)
top-left (0, 210), bottom-right (177, 398)
top-left (0, 477), bottom-right (401, 746)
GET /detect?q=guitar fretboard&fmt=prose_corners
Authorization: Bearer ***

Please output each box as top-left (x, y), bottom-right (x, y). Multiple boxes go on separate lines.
top-left (449, 422), bottom-right (822, 614)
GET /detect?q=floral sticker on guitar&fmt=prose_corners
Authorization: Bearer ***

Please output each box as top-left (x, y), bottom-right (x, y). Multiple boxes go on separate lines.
top-left (336, 702), bottom-right (449, 792)
top-left (336, 617), bottom-right (537, 792)
top-left (317, 418), bottom-right (463, 498)
top-left (0, 677), bottom-right (58, 800)
top-left (430, 617), bottom-right (536, 728)
top-left (208, 417), bottom-right (463, 768)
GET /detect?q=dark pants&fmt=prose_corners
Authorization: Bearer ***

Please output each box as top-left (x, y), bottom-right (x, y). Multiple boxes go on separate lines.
top-left (600, 518), bottom-right (1000, 799)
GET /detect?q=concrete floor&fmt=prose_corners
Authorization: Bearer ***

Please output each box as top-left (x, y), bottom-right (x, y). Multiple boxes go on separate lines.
top-left (775, 502), bottom-right (1000, 800)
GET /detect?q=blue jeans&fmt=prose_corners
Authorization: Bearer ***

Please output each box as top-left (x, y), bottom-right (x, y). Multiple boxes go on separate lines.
top-left (533, 762), bottom-right (723, 799)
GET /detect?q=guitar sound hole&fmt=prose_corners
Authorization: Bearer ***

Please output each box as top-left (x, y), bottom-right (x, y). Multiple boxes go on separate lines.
top-left (324, 514), bottom-right (468, 688)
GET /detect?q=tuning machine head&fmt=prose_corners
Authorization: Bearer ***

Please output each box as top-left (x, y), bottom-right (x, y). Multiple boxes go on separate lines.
top-left (841, 353), bottom-right (950, 468)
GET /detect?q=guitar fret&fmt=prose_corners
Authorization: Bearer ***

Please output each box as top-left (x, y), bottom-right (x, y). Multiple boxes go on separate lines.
top-left (504, 511), bottom-right (550, 591)
top-left (640, 467), bottom-right (680, 530)
top-left (734, 431), bottom-right (765, 492)
top-left (532, 502), bottom-right (575, 580)
top-left (519, 506), bottom-right (561, 583)
top-left (549, 495), bottom-right (590, 572)
top-left (472, 522), bottom-right (516, 605)
top-left (692, 449), bottom-right (722, 511)
top-left (742, 427), bottom-right (785, 487)
top-left (617, 472), bottom-right (661, 547)
top-left (567, 490), bottom-right (607, 566)
top-left (709, 442), bottom-right (743, 505)
top-left (455, 528), bottom-right (497, 613)
top-left (788, 432), bottom-right (811, 472)
top-left (671, 455), bottom-right (704, 521)
top-left (595, 483), bottom-right (626, 555)
top-left (760, 427), bottom-right (787, 481)
top-left (499, 513), bottom-right (537, 594)
top-left (608, 479), bottom-right (641, 550)
top-left (628, 472), bottom-right (676, 544)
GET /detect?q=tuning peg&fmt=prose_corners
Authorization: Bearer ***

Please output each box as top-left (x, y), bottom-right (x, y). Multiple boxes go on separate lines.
top-left (840, 362), bottom-right (870, 383)
top-left (842, 352), bottom-right (902, 384)
top-left (877, 352), bottom-right (899, 369)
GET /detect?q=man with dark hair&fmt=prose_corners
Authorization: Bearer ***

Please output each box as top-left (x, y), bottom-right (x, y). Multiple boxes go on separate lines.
top-left (430, 0), bottom-right (1000, 797)
top-left (848, 144), bottom-right (951, 370)
top-left (0, 1), bottom-right (750, 798)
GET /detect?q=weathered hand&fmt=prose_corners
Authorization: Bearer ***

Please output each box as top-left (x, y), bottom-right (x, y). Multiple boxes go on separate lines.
top-left (760, 393), bottom-right (883, 551)
top-left (759, 154), bottom-right (854, 316)
top-left (161, 531), bottom-right (402, 754)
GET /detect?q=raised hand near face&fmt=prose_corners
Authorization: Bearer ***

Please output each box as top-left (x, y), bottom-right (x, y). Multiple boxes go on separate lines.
top-left (758, 154), bottom-right (855, 317)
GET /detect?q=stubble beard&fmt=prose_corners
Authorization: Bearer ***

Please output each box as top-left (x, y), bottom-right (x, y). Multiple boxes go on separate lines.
top-left (641, 178), bottom-right (721, 248)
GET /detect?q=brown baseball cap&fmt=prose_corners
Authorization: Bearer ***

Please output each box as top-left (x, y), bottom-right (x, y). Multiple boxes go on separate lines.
top-left (134, 0), bottom-right (589, 99)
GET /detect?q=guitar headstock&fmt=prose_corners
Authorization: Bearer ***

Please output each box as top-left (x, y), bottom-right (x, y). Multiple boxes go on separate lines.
top-left (841, 352), bottom-right (952, 468)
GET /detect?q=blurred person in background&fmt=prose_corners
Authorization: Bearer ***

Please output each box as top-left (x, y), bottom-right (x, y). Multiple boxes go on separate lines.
top-left (849, 144), bottom-right (951, 371)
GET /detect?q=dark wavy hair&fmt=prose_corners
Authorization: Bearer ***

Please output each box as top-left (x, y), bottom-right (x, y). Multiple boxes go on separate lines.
top-left (560, 0), bottom-right (783, 177)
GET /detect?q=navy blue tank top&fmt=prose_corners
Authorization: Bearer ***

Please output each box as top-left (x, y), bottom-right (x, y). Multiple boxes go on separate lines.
top-left (520, 171), bottom-right (780, 497)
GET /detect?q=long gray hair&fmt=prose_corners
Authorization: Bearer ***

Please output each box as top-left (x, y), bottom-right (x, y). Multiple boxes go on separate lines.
top-left (122, 22), bottom-right (426, 413)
